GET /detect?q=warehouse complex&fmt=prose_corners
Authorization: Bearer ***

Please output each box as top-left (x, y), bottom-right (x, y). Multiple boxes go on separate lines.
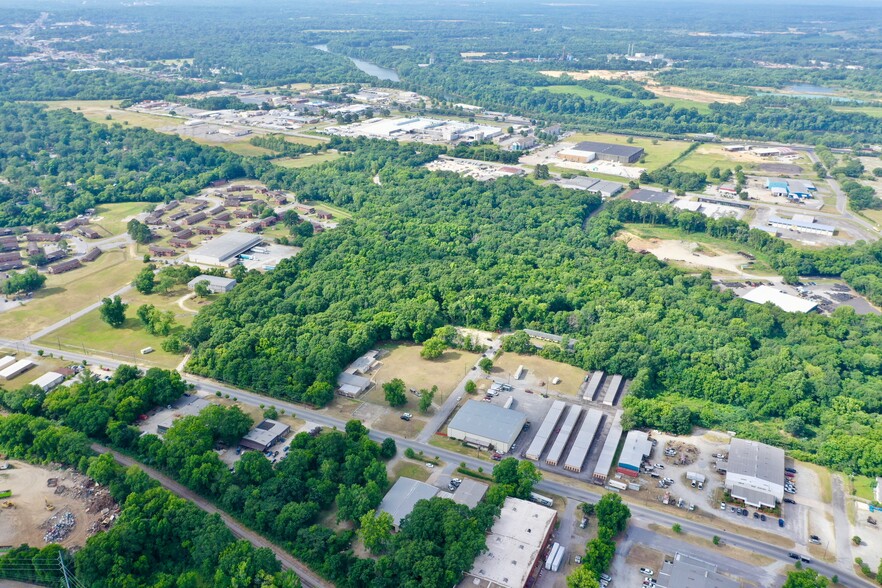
top-left (447, 401), bottom-right (527, 453)
top-left (724, 438), bottom-right (785, 508)
top-left (188, 232), bottom-right (262, 267)
top-left (462, 497), bottom-right (556, 588)
top-left (558, 141), bottom-right (644, 164)
top-left (378, 477), bottom-right (439, 530)
top-left (187, 274), bottom-right (237, 294)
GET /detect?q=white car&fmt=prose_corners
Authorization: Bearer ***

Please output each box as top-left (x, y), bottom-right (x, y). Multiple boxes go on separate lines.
top-left (640, 567), bottom-right (654, 576)
top-left (426, 463), bottom-right (434, 469)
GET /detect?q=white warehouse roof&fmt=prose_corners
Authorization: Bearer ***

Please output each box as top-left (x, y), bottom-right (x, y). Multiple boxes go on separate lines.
top-left (447, 400), bottom-right (527, 449)
top-left (188, 232), bottom-right (262, 266)
top-left (741, 285), bottom-right (817, 313)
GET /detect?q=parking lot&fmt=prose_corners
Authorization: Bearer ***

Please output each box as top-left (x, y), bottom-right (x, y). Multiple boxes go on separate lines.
top-left (425, 156), bottom-right (526, 181)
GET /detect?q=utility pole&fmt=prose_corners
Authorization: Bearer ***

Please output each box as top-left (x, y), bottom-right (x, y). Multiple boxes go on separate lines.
top-left (58, 551), bottom-right (73, 588)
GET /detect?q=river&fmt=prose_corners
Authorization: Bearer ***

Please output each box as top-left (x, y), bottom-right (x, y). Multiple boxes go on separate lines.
top-left (313, 44), bottom-right (400, 82)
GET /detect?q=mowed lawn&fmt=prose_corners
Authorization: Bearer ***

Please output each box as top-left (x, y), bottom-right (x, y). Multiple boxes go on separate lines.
top-left (90, 202), bottom-right (150, 237)
top-left (273, 152), bottom-right (342, 168)
top-left (539, 85), bottom-right (712, 113)
top-left (362, 342), bottom-right (480, 408)
top-left (0, 249), bottom-right (142, 339)
top-left (40, 100), bottom-right (179, 130)
top-left (35, 287), bottom-right (197, 369)
top-left (567, 131), bottom-right (691, 171)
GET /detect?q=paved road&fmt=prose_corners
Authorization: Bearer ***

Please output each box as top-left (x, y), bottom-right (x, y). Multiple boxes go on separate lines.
top-left (6, 339), bottom-right (876, 587)
top-left (91, 445), bottom-right (330, 588)
top-left (831, 476), bottom-right (854, 568)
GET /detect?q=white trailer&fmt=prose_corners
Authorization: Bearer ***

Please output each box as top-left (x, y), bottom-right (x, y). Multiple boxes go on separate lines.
top-left (545, 543), bottom-right (561, 571)
top-left (551, 545), bottom-right (566, 572)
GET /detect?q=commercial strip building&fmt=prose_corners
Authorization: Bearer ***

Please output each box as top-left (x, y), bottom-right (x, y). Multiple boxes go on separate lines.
top-left (625, 188), bottom-right (676, 205)
top-left (724, 438), bottom-right (785, 508)
top-left (768, 215), bottom-right (835, 236)
top-left (186, 275), bottom-right (237, 294)
top-left (656, 552), bottom-right (741, 588)
top-left (447, 401), bottom-right (527, 453)
top-left (558, 141), bottom-right (644, 164)
top-left (461, 497), bottom-right (557, 588)
top-left (378, 477), bottom-right (439, 530)
top-left (188, 232), bottom-right (262, 267)
top-left (617, 430), bottom-right (654, 477)
top-left (240, 419), bottom-right (291, 452)
top-left (740, 285), bottom-right (817, 313)
top-left (29, 371), bottom-right (65, 392)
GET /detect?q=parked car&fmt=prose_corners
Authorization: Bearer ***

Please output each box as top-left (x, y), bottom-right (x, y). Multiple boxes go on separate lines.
top-left (800, 556), bottom-right (811, 564)
top-left (491, 453), bottom-right (503, 461)
top-left (779, 518), bottom-right (785, 527)
top-left (809, 535), bottom-right (821, 544)
top-left (640, 567), bottom-right (654, 576)
top-left (580, 516), bottom-right (588, 529)
top-left (783, 498), bottom-right (796, 504)
top-left (753, 512), bottom-right (760, 519)
top-left (785, 467), bottom-right (798, 474)
top-left (400, 413), bottom-right (412, 421)
top-left (760, 514), bottom-right (766, 521)
top-left (654, 463), bottom-right (665, 469)
top-left (788, 553), bottom-right (799, 560)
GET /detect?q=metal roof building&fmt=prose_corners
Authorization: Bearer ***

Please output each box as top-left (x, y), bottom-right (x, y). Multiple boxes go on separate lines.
top-left (593, 410), bottom-right (623, 484)
top-left (449, 478), bottom-right (489, 509)
top-left (656, 552), bottom-right (741, 588)
top-left (768, 215), bottom-right (835, 236)
top-left (740, 285), bottom-right (817, 313)
top-left (602, 374), bottom-right (624, 406)
top-left (582, 371), bottom-right (604, 401)
top-left (0, 359), bottom-right (35, 380)
top-left (545, 406), bottom-right (582, 466)
top-left (626, 188), bottom-right (676, 205)
top-left (29, 371), bottom-right (65, 392)
top-left (187, 275), bottom-right (237, 294)
top-left (156, 398), bottom-right (212, 434)
top-left (447, 401), bottom-right (527, 453)
top-left (724, 438), bottom-right (785, 508)
top-left (564, 409), bottom-right (605, 473)
top-left (336, 371), bottom-right (372, 397)
top-left (463, 497), bottom-right (557, 588)
top-left (188, 232), bottom-right (262, 267)
top-left (573, 141), bottom-right (644, 163)
top-left (617, 430), bottom-right (653, 477)
top-left (525, 401), bottom-right (566, 460)
top-left (0, 355), bottom-right (16, 371)
top-left (378, 477), bottom-right (439, 530)
top-left (240, 419), bottom-right (290, 451)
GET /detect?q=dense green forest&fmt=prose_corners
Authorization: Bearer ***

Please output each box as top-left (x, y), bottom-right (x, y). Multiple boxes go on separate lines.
top-left (0, 62), bottom-right (215, 101)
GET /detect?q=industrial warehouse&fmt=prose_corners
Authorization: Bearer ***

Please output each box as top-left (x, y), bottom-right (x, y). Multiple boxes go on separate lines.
top-left (723, 438), bottom-right (785, 508)
top-left (187, 232), bottom-right (263, 267)
top-left (446, 401), bottom-right (527, 453)
top-left (558, 141), bottom-right (645, 164)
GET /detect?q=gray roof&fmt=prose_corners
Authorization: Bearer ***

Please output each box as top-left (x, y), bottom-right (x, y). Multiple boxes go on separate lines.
top-left (379, 477), bottom-right (439, 527)
top-left (525, 400), bottom-right (566, 460)
top-left (337, 371), bottom-right (371, 390)
top-left (188, 232), bottom-right (262, 263)
top-left (242, 419), bottom-right (290, 448)
top-left (546, 405), bottom-right (582, 465)
top-left (729, 485), bottom-right (777, 508)
top-left (627, 188), bottom-right (676, 205)
top-left (727, 438), bottom-right (784, 485)
top-left (594, 410), bottom-right (623, 479)
top-left (187, 275), bottom-right (237, 289)
top-left (448, 401), bottom-right (527, 447)
top-left (565, 409), bottom-right (605, 472)
top-left (450, 478), bottom-right (488, 509)
top-left (619, 430), bottom-right (653, 469)
top-left (768, 216), bottom-right (835, 233)
top-left (573, 141), bottom-right (644, 159)
top-left (657, 553), bottom-right (741, 588)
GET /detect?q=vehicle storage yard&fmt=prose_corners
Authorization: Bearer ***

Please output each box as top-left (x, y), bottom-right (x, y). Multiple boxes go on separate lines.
top-left (0, 461), bottom-right (118, 549)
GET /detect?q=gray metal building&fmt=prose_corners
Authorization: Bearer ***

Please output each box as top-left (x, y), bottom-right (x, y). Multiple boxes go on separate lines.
top-left (447, 401), bottom-right (527, 453)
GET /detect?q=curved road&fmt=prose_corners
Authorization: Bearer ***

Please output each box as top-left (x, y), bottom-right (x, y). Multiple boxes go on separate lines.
top-left (6, 339), bottom-right (875, 588)
top-left (90, 445), bottom-right (330, 588)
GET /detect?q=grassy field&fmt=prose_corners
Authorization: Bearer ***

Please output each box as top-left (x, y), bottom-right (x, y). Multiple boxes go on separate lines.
top-left (567, 131), bottom-right (691, 171)
top-left (851, 475), bottom-right (877, 502)
top-left (90, 202), bottom-right (150, 237)
top-left (832, 105), bottom-right (882, 118)
top-left (391, 460), bottom-right (431, 483)
top-left (0, 248), bottom-right (143, 339)
top-left (540, 85), bottom-right (712, 114)
top-left (34, 287), bottom-right (195, 370)
top-left (273, 152), bottom-right (342, 168)
top-left (303, 199), bottom-right (354, 220)
top-left (40, 100), bottom-right (180, 130)
top-left (362, 343), bottom-right (480, 407)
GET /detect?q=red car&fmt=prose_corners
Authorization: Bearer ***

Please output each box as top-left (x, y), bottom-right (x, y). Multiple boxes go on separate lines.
top-left (491, 453), bottom-right (503, 461)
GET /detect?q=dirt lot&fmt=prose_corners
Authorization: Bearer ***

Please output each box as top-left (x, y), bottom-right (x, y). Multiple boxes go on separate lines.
top-left (617, 231), bottom-right (760, 277)
top-left (491, 352), bottom-right (588, 397)
top-left (0, 461), bottom-right (117, 549)
top-left (538, 70), bottom-right (746, 104)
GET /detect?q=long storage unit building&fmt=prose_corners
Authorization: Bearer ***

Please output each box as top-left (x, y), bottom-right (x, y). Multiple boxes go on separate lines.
top-left (593, 411), bottom-right (623, 484)
top-left (582, 371), bottom-right (604, 402)
top-left (564, 409), bottom-right (605, 473)
top-left (602, 374), bottom-right (624, 406)
top-left (0, 359), bottom-right (36, 380)
top-left (524, 401), bottom-right (566, 461)
top-left (545, 405), bottom-right (582, 467)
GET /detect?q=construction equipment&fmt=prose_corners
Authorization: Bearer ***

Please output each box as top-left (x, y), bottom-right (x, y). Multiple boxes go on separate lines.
top-left (44, 499), bottom-right (55, 511)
